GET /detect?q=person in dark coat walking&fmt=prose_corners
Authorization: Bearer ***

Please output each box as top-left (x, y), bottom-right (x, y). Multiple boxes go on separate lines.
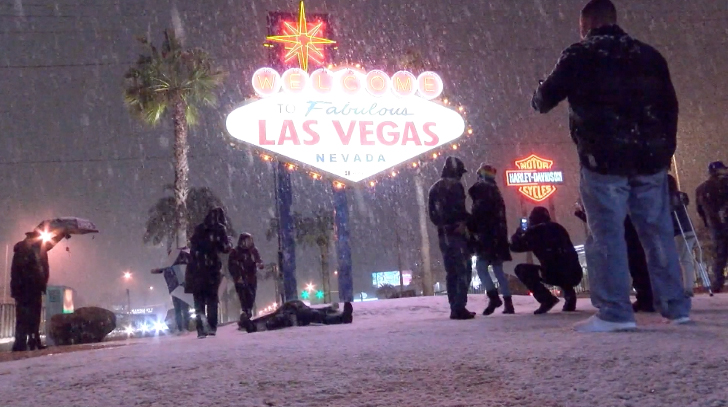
top-left (10, 229), bottom-right (66, 351)
top-left (428, 157), bottom-right (475, 320)
top-left (667, 174), bottom-right (698, 295)
top-left (468, 164), bottom-right (514, 315)
top-left (696, 161), bottom-right (728, 293)
top-left (239, 300), bottom-right (353, 333)
top-left (511, 207), bottom-right (583, 315)
top-left (185, 207), bottom-right (232, 338)
top-left (532, 0), bottom-right (689, 331)
top-left (228, 233), bottom-right (265, 328)
top-left (574, 201), bottom-right (655, 313)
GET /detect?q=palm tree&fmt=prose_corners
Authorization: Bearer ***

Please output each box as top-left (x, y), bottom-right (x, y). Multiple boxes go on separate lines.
top-left (144, 186), bottom-right (235, 252)
top-left (267, 210), bottom-right (335, 302)
top-left (124, 29), bottom-right (225, 249)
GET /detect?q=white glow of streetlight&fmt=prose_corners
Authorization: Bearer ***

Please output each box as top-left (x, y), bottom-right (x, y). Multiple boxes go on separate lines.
top-left (306, 283), bottom-right (314, 292)
top-left (123, 272), bottom-right (132, 280)
top-left (39, 230), bottom-right (53, 243)
top-left (149, 286), bottom-right (153, 290)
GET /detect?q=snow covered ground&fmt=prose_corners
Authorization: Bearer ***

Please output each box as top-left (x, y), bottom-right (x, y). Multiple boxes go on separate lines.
top-left (1, 294), bottom-right (727, 407)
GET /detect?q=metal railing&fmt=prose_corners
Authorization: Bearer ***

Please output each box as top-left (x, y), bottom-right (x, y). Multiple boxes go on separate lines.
top-left (0, 303), bottom-right (46, 339)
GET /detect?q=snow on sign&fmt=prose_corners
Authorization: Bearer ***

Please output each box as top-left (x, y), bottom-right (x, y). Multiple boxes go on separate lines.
top-left (505, 155), bottom-right (564, 202)
top-left (226, 67), bottom-right (466, 182)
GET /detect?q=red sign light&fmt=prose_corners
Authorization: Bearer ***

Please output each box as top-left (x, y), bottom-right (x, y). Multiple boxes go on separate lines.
top-left (505, 155), bottom-right (563, 202)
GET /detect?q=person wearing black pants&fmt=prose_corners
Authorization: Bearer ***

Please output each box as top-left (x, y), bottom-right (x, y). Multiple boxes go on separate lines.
top-left (11, 230), bottom-right (66, 351)
top-left (574, 202), bottom-right (655, 312)
top-left (510, 207), bottom-right (583, 314)
top-left (186, 208), bottom-right (232, 338)
top-left (228, 233), bottom-right (265, 328)
top-left (428, 157), bottom-right (476, 320)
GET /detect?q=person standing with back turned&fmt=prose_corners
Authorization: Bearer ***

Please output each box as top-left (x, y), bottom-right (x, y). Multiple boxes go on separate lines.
top-left (186, 208), bottom-right (232, 338)
top-left (532, 0), bottom-right (690, 331)
top-left (428, 157), bottom-right (476, 320)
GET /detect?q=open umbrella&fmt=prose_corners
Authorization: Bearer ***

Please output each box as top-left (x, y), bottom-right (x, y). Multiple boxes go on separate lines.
top-left (36, 217), bottom-right (99, 235)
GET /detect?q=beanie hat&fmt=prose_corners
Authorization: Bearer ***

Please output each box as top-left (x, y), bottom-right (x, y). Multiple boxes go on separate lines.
top-left (477, 164), bottom-right (497, 179)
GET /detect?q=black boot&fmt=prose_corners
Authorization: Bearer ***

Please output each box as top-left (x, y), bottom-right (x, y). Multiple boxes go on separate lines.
top-left (450, 308), bottom-right (476, 320)
top-left (502, 297), bottom-right (515, 314)
top-left (11, 334), bottom-right (28, 352)
top-left (341, 302), bottom-right (353, 324)
top-left (483, 290), bottom-right (503, 316)
top-left (534, 296), bottom-right (560, 315)
top-left (632, 300), bottom-right (656, 313)
top-left (562, 287), bottom-right (577, 312)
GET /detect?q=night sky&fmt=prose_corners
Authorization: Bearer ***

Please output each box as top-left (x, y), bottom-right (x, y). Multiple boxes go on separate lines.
top-left (1, 0), bottom-right (726, 309)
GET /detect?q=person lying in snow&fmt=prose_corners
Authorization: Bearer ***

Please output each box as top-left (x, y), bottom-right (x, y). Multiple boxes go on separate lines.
top-left (238, 300), bottom-right (353, 333)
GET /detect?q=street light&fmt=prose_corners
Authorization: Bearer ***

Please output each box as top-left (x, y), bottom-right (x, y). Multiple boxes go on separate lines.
top-left (149, 286), bottom-right (153, 290)
top-left (123, 272), bottom-right (132, 280)
top-left (306, 283), bottom-right (315, 292)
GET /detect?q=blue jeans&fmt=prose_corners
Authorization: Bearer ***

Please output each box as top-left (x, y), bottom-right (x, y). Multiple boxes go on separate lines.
top-left (438, 233), bottom-right (472, 311)
top-left (580, 168), bottom-right (691, 322)
top-left (172, 296), bottom-right (190, 332)
top-left (475, 258), bottom-right (511, 296)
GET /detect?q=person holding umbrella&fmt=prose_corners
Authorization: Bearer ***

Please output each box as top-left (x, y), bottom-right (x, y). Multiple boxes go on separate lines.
top-left (11, 229), bottom-right (68, 351)
top-left (10, 217), bottom-right (97, 351)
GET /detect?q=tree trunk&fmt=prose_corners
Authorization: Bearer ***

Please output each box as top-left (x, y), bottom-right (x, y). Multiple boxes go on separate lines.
top-left (172, 98), bottom-right (190, 249)
top-left (415, 170), bottom-right (434, 296)
top-left (320, 245), bottom-right (330, 303)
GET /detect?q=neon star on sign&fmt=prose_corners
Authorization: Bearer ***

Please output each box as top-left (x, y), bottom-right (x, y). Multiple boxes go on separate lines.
top-left (227, 68), bottom-right (465, 182)
top-left (267, 1), bottom-right (336, 72)
top-left (505, 155), bottom-right (564, 202)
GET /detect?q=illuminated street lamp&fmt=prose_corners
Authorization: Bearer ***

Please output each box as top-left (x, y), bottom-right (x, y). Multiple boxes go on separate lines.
top-left (306, 283), bottom-right (315, 292)
top-left (149, 286), bottom-right (153, 290)
top-left (123, 272), bottom-right (132, 280)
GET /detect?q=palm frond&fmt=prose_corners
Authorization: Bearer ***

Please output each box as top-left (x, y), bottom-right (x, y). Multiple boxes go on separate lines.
top-left (123, 28), bottom-right (224, 129)
top-left (143, 186), bottom-right (235, 248)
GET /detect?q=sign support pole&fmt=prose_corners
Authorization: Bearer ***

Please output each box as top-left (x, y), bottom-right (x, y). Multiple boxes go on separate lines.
top-left (415, 169), bottom-right (434, 296)
top-left (276, 162), bottom-right (298, 301)
top-left (333, 187), bottom-right (353, 302)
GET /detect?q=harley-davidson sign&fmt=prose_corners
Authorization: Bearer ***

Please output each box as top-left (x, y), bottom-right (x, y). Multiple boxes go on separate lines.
top-left (226, 67), bottom-right (466, 183)
top-left (505, 155), bottom-right (563, 202)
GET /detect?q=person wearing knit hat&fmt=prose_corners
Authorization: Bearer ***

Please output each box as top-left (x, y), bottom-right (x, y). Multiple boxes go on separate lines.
top-left (468, 164), bottom-right (515, 315)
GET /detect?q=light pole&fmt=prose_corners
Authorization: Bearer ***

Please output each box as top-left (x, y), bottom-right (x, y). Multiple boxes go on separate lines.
top-left (123, 272), bottom-right (132, 315)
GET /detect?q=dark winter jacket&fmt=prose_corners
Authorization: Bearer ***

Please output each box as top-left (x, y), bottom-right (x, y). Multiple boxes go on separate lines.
top-left (229, 234), bottom-right (263, 287)
top-left (250, 300), bottom-right (340, 332)
top-left (10, 240), bottom-right (49, 300)
top-left (429, 158), bottom-right (470, 235)
top-left (667, 174), bottom-right (693, 236)
top-left (185, 208), bottom-right (232, 294)
top-left (532, 25), bottom-right (679, 176)
top-left (510, 213), bottom-right (582, 284)
top-left (696, 171), bottom-right (728, 231)
top-left (467, 178), bottom-right (512, 262)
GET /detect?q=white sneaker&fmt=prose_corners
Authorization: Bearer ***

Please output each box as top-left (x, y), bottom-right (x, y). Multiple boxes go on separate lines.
top-left (574, 315), bottom-right (637, 333)
top-left (669, 316), bottom-right (692, 325)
